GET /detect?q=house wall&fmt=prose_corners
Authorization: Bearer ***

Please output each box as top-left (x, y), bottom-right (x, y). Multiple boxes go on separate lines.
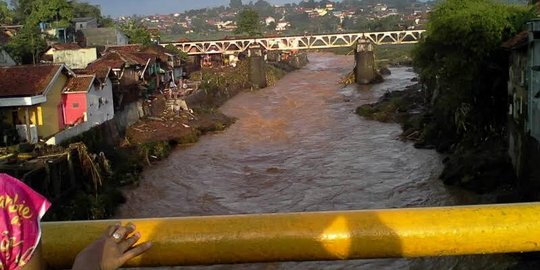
top-left (509, 20), bottom-right (540, 199)
top-left (39, 73), bottom-right (68, 138)
top-left (63, 92), bottom-right (87, 125)
top-left (53, 48), bottom-right (98, 69)
top-left (14, 106), bottom-right (41, 127)
top-left (121, 68), bottom-right (141, 84)
top-left (86, 78), bottom-right (115, 125)
top-left (46, 99), bottom-right (144, 145)
top-left (530, 42), bottom-right (540, 142)
top-left (508, 47), bottom-right (529, 179)
top-left (11, 106), bottom-right (41, 144)
top-left (75, 19), bottom-right (98, 31)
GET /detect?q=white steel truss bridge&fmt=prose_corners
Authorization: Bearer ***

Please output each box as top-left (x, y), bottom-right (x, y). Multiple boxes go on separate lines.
top-left (162, 30), bottom-right (425, 55)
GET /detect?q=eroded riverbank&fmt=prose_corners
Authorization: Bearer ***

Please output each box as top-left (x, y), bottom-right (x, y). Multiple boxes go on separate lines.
top-left (118, 53), bottom-right (520, 269)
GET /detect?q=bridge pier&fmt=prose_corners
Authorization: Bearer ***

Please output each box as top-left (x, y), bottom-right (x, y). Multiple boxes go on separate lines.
top-left (355, 40), bottom-right (378, 85)
top-left (248, 46), bottom-right (267, 89)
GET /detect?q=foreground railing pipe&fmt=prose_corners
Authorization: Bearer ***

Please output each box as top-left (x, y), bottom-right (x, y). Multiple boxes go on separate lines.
top-left (42, 203), bottom-right (540, 268)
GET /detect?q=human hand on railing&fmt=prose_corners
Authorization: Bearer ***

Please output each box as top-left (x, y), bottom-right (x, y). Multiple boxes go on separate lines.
top-left (71, 223), bottom-right (152, 270)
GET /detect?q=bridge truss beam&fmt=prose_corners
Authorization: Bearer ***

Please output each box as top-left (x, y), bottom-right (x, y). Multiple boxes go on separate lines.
top-left (164, 30), bottom-right (425, 55)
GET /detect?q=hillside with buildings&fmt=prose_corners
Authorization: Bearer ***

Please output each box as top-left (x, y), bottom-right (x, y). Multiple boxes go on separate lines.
top-left (117, 0), bottom-right (434, 42)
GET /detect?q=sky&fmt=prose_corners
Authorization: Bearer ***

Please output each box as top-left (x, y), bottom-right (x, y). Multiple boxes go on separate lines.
top-left (82, 0), bottom-right (302, 17)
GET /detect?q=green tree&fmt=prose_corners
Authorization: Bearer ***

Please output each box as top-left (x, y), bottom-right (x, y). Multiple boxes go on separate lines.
top-left (235, 9), bottom-right (261, 36)
top-left (10, 0), bottom-right (36, 23)
top-left (413, 0), bottom-right (534, 145)
top-left (120, 21), bottom-right (152, 45)
top-left (229, 0), bottom-right (243, 9)
top-left (253, 0), bottom-right (274, 17)
top-left (33, 0), bottom-right (73, 28)
top-left (6, 23), bottom-right (46, 64)
top-left (0, 0), bottom-right (13, 24)
top-left (170, 24), bottom-right (187, 35)
top-left (72, 1), bottom-right (113, 27)
top-left (164, 44), bottom-right (188, 61)
top-left (72, 1), bottom-right (100, 18)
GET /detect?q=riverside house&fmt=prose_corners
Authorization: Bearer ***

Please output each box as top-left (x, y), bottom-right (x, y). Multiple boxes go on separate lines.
top-left (505, 19), bottom-right (540, 194)
top-left (0, 64), bottom-right (72, 144)
top-left (47, 73), bottom-right (115, 145)
top-left (0, 64), bottom-right (115, 145)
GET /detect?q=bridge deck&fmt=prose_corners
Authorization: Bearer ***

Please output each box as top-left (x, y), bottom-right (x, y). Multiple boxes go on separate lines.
top-left (162, 30), bottom-right (426, 55)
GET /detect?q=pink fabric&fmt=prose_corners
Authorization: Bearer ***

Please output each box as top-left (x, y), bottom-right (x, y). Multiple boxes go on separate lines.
top-left (0, 174), bottom-right (50, 270)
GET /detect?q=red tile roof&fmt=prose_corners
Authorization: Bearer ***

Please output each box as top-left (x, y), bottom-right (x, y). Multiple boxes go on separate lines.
top-left (86, 66), bottom-right (111, 82)
top-left (63, 75), bottom-right (95, 93)
top-left (502, 30), bottom-right (528, 49)
top-left (0, 64), bottom-right (63, 98)
top-left (52, 43), bottom-right (82, 51)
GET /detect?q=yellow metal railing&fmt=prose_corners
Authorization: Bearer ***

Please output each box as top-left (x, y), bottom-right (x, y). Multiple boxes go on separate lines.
top-left (42, 203), bottom-right (540, 268)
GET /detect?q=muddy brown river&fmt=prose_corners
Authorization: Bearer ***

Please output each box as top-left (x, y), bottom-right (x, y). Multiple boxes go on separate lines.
top-left (119, 53), bottom-right (521, 269)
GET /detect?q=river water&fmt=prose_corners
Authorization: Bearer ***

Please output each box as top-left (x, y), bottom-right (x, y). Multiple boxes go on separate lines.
top-left (118, 53), bottom-right (519, 269)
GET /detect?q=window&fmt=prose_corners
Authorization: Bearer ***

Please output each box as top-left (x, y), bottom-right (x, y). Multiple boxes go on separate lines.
top-left (72, 103), bottom-right (79, 108)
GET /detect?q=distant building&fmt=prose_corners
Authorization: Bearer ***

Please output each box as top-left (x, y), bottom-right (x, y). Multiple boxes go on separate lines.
top-left (54, 47), bottom-right (98, 69)
top-left (265, 16), bottom-right (276, 26)
top-left (73, 17), bottom-right (98, 31)
top-left (275, 22), bottom-right (290, 32)
top-left (78, 28), bottom-right (129, 47)
top-left (43, 43), bottom-right (98, 69)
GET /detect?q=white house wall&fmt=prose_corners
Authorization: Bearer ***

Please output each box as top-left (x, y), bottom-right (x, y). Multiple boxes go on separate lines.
top-left (53, 48), bottom-right (98, 69)
top-left (87, 77), bottom-right (115, 126)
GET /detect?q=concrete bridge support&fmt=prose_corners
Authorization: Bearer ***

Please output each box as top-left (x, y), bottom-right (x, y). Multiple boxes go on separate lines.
top-left (248, 46), bottom-right (267, 89)
top-left (355, 40), bottom-right (377, 85)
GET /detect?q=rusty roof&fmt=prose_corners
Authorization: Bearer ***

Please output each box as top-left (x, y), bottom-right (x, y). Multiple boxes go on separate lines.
top-left (502, 30), bottom-right (528, 49)
top-left (86, 65), bottom-right (111, 82)
top-left (87, 52), bottom-right (126, 70)
top-left (104, 44), bottom-right (142, 54)
top-left (0, 64), bottom-right (64, 98)
top-left (63, 75), bottom-right (95, 93)
top-left (52, 43), bottom-right (82, 51)
top-left (177, 37), bottom-right (191, 42)
top-left (124, 52), bottom-right (156, 65)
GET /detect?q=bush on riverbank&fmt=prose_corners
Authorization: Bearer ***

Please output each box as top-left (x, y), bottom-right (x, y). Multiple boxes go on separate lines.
top-left (405, 0), bottom-right (533, 192)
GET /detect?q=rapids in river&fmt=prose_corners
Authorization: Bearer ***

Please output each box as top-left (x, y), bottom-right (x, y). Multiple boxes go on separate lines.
top-left (119, 53), bottom-right (520, 269)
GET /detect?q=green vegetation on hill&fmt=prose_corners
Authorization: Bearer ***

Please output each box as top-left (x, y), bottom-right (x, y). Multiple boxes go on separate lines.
top-left (2, 0), bottom-right (113, 64)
